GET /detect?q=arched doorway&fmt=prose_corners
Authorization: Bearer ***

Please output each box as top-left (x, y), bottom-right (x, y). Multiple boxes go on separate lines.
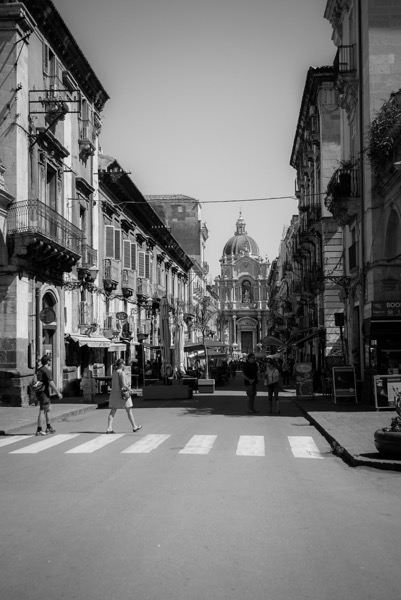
top-left (41, 291), bottom-right (57, 363)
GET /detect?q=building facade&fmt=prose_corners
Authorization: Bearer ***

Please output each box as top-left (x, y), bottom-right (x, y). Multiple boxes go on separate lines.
top-left (215, 213), bottom-right (270, 355)
top-left (324, 0), bottom-right (401, 395)
top-left (0, 1), bottom-right (193, 405)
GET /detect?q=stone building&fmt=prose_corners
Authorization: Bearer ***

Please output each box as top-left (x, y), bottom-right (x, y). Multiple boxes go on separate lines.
top-left (324, 0), bottom-right (401, 393)
top-left (0, 0), bottom-right (108, 405)
top-left (214, 213), bottom-right (270, 354)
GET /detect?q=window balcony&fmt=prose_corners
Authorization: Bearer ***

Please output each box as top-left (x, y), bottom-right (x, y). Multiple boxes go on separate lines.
top-left (325, 166), bottom-right (361, 226)
top-left (103, 258), bottom-right (120, 292)
top-left (334, 45), bottom-right (356, 77)
top-left (121, 269), bottom-right (136, 298)
top-left (7, 199), bottom-right (82, 272)
top-left (136, 277), bottom-right (152, 298)
top-left (78, 118), bottom-right (96, 160)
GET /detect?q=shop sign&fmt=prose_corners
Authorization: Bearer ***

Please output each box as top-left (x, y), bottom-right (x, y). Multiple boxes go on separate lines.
top-left (116, 311), bottom-right (128, 321)
top-left (372, 301), bottom-right (401, 318)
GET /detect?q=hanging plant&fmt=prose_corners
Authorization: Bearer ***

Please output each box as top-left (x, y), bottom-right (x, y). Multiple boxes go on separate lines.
top-left (366, 93), bottom-right (401, 171)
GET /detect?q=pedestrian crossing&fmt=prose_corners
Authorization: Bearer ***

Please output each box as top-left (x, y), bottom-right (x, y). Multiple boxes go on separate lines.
top-left (1, 433), bottom-right (328, 459)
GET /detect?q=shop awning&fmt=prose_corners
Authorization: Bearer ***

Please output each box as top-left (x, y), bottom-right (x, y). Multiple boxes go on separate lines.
top-left (295, 328), bottom-right (325, 347)
top-left (108, 342), bottom-right (127, 352)
top-left (184, 341), bottom-right (228, 353)
top-left (67, 334), bottom-right (111, 348)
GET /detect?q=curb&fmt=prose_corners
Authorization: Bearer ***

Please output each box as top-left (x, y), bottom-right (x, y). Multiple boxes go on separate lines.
top-left (295, 401), bottom-right (401, 472)
top-left (0, 404), bottom-right (97, 436)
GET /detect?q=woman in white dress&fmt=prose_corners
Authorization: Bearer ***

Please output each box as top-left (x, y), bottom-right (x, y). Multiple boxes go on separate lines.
top-left (106, 358), bottom-right (142, 433)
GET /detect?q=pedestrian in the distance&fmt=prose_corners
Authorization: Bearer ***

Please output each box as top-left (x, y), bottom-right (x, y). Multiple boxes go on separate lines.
top-left (264, 359), bottom-right (280, 414)
top-left (242, 352), bottom-right (259, 413)
top-left (106, 358), bottom-right (142, 433)
top-left (35, 355), bottom-right (63, 436)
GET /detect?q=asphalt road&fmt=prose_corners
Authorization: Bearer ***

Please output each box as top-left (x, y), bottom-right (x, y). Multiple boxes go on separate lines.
top-left (1, 393), bottom-right (401, 600)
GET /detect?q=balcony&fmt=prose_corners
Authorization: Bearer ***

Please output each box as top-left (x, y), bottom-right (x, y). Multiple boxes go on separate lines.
top-left (7, 199), bottom-right (82, 272)
top-left (78, 118), bottom-right (96, 160)
top-left (121, 269), bottom-right (136, 298)
top-left (334, 45), bottom-right (356, 77)
top-left (103, 258), bottom-right (120, 292)
top-left (152, 281), bottom-right (166, 299)
top-left (136, 278), bottom-right (152, 298)
top-left (325, 166), bottom-right (360, 226)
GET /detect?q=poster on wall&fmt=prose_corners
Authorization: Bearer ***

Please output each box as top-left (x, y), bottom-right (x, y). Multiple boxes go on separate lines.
top-left (374, 375), bottom-right (401, 410)
top-left (332, 367), bottom-right (357, 404)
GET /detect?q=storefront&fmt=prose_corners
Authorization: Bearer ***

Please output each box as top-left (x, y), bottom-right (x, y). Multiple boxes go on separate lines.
top-left (364, 302), bottom-right (401, 375)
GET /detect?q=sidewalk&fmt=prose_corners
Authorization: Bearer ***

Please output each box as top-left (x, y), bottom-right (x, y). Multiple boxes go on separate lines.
top-left (1, 384), bottom-right (400, 471)
top-left (295, 396), bottom-right (401, 472)
top-left (0, 396), bottom-right (99, 435)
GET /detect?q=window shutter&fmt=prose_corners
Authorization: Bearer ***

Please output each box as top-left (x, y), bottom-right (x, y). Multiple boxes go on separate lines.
top-left (131, 243), bottom-right (137, 271)
top-left (138, 251), bottom-right (145, 278)
top-left (145, 253), bottom-right (150, 279)
top-left (123, 240), bottom-right (131, 269)
top-left (42, 43), bottom-right (49, 74)
top-left (105, 226), bottom-right (114, 258)
top-left (114, 229), bottom-right (121, 261)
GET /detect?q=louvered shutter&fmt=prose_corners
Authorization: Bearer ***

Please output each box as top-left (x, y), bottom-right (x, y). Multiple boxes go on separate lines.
top-left (114, 229), bottom-right (121, 261)
top-left (131, 243), bottom-right (137, 271)
top-left (123, 240), bottom-right (131, 269)
top-left (105, 226), bottom-right (114, 258)
top-left (145, 253), bottom-right (150, 279)
top-left (138, 251), bottom-right (145, 277)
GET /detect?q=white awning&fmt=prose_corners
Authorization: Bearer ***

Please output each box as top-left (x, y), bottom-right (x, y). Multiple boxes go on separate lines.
top-left (108, 343), bottom-right (127, 353)
top-left (68, 334), bottom-right (111, 348)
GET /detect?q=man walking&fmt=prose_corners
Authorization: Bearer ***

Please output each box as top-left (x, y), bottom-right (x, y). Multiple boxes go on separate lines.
top-left (242, 353), bottom-right (259, 413)
top-left (35, 355), bottom-right (63, 435)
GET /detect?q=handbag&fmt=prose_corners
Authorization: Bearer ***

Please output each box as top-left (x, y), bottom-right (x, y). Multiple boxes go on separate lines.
top-left (121, 388), bottom-right (131, 401)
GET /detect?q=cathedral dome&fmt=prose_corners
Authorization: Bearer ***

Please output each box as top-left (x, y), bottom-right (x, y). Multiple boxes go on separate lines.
top-left (222, 213), bottom-right (260, 258)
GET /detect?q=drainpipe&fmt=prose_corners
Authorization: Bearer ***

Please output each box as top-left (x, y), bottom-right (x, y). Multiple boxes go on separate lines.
top-left (358, 0), bottom-right (366, 383)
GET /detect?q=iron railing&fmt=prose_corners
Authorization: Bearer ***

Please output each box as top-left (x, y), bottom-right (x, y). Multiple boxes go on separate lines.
top-left (122, 269), bottom-right (136, 290)
top-left (334, 44), bottom-right (357, 76)
top-left (80, 243), bottom-right (97, 268)
top-left (7, 199), bottom-right (82, 255)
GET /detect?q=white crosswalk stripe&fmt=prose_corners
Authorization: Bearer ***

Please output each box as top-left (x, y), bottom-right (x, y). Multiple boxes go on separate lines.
top-left (1, 433), bottom-right (327, 459)
top-left (121, 434), bottom-right (171, 454)
top-left (10, 434), bottom-right (80, 454)
top-left (0, 435), bottom-right (33, 448)
top-left (288, 436), bottom-right (324, 459)
top-left (179, 434), bottom-right (217, 455)
top-left (65, 433), bottom-right (125, 453)
top-left (236, 435), bottom-right (265, 456)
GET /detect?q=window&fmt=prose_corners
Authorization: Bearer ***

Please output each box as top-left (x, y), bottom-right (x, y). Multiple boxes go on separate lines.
top-left (105, 225), bottom-right (121, 260)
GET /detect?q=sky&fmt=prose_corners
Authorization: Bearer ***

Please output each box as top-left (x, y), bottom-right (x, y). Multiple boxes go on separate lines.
top-left (52, 0), bottom-right (335, 279)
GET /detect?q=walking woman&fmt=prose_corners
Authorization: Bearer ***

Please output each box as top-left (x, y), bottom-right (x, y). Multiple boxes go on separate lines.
top-left (106, 358), bottom-right (142, 433)
top-left (264, 359), bottom-right (280, 414)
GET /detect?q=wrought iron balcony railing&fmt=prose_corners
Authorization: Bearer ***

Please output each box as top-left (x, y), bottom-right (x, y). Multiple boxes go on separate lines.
top-left (79, 243), bottom-right (97, 269)
top-left (334, 44), bottom-right (357, 77)
top-left (7, 199), bottom-right (82, 257)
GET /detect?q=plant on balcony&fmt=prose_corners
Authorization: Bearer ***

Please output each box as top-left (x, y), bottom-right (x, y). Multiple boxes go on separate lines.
top-left (366, 93), bottom-right (401, 171)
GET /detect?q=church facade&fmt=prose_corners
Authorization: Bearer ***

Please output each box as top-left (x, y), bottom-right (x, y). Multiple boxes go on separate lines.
top-left (214, 214), bottom-right (271, 355)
